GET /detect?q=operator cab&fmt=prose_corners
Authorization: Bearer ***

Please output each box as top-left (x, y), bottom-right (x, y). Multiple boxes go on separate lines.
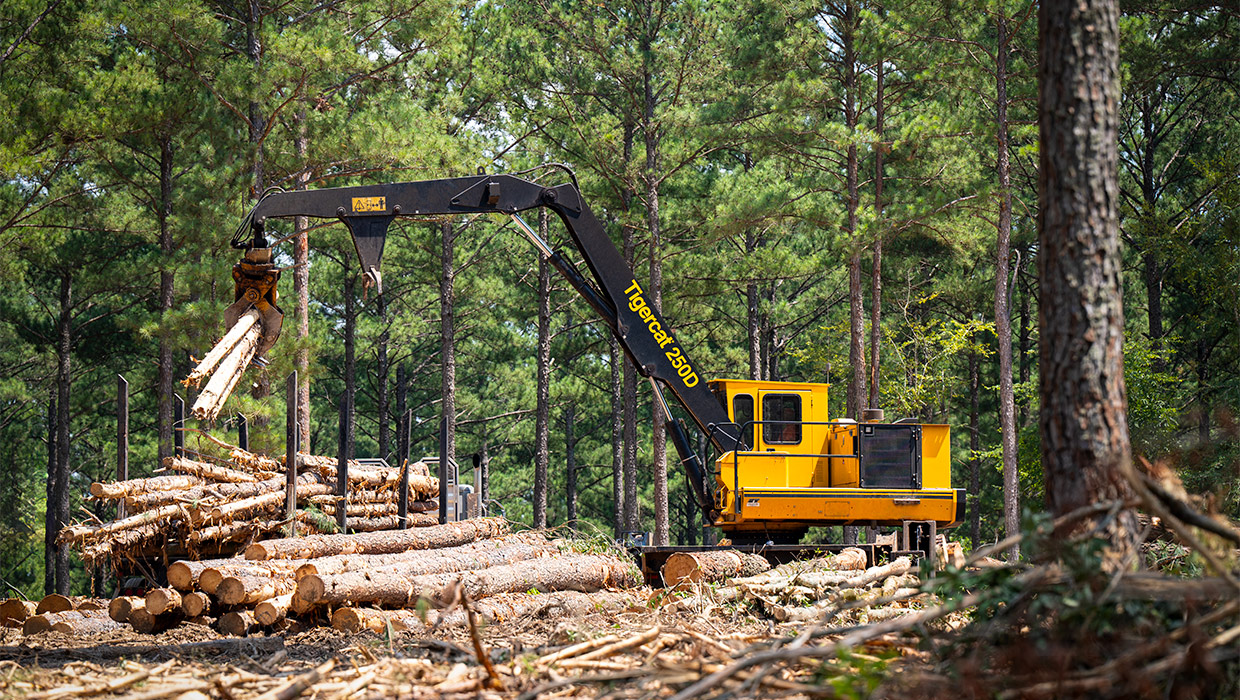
top-left (706, 379), bottom-right (961, 542)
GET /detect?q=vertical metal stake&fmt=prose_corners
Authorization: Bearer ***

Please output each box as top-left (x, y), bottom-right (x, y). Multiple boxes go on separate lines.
top-left (337, 393), bottom-right (348, 533)
top-left (285, 372), bottom-right (299, 532)
top-left (438, 414), bottom-right (448, 525)
top-left (397, 410), bottom-right (409, 528)
top-left (116, 375), bottom-right (128, 520)
top-left (173, 394), bottom-right (185, 457)
top-left (237, 413), bottom-right (249, 452)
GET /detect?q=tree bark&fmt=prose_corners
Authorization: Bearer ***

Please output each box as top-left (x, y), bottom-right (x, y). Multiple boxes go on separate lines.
top-left (609, 339), bottom-right (624, 537)
top-left (622, 232), bottom-right (638, 534)
top-left (869, 54), bottom-right (884, 409)
top-left (43, 390), bottom-right (57, 595)
top-left (245, 517), bottom-right (509, 560)
top-left (343, 272), bottom-right (356, 467)
top-left (843, 0), bottom-right (866, 422)
top-left (643, 46), bottom-right (670, 545)
top-left (440, 220), bottom-right (457, 473)
top-left (969, 350), bottom-right (981, 549)
top-left (294, 115), bottom-right (311, 445)
top-left (995, 13), bottom-right (1020, 560)
top-left (53, 274), bottom-right (72, 594)
top-left (157, 135), bottom-right (175, 463)
top-left (534, 210), bottom-right (551, 528)
top-left (565, 404), bottom-right (577, 525)
top-left (1038, 0), bottom-right (1136, 547)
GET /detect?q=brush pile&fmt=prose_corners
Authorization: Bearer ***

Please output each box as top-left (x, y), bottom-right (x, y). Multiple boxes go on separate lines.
top-left (664, 547), bottom-right (929, 625)
top-left (57, 446), bottom-right (440, 565)
top-left (50, 520), bottom-right (642, 638)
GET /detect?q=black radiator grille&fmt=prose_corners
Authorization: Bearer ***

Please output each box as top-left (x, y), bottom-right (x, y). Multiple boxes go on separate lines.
top-left (859, 425), bottom-right (921, 489)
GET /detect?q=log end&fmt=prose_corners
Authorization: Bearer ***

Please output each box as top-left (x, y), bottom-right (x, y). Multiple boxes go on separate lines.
top-left (215, 577), bottom-right (245, 606)
top-left (36, 594), bottom-right (73, 615)
top-left (21, 614), bottom-right (52, 635)
top-left (0, 599), bottom-right (37, 627)
top-left (182, 592), bottom-right (211, 618)
top-left (167, 561), bottom-right (195, 590)
top-left (244, 543), bottom-right (269, 561)
top-left (199, 569), bottom-right (225, 595)
top-left (218, 610), bottom-right (255, 637)
top-left (296, 575), bottom-right (326, 606)
top-left (145, 588), bottom-right (180, 616)
top-left (108, 596), bottom-right (141, 623)
top-left (330, 607), bottom-right (365, 633)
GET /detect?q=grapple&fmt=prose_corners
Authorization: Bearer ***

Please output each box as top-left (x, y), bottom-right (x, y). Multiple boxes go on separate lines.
top-left (224, 247), bottom-right (284, 358)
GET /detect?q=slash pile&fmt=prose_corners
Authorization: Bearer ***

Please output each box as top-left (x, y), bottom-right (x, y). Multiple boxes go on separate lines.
top-left (664, 547), bottom-right (928, 625)
top-left (59, 446), bottom-right (440, 565)
top-left (95, 519), bottom-right (642, 637)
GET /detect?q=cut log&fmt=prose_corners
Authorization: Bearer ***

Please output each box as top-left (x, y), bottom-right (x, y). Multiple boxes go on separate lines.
top-left (90, 474), bottom-right (204, 500)
top-left (36, 594), bottom-right (74, 614)
top-left (229, 448), bottom-right (282, 473)
top-left (331, 607), bottom-right (425, 633)
top-left (218, 610), bottom-right (257, 636)
top-left (201, 476), bottom-right (328, 523)
top-left (253, 593), bottom-right (295, 626)
top-left (126, 476), bottom-right (286, 511)
top-left (53, 611), bottom-right (122, 635)
top-left (1, 599), bottom-right (37, 627)
top-left (661, 551), bottom-right (770, 586)
top-left (145, 588), bottom-right (182, 616)
top-left (296, 537), bottom-right (554, 602)
top-left (185, 309), bottom-right (260, 387)
top-left (108, 596), bottom-right (145, 623)
top-left (314, 501), bottom-right (399, 517)
top-left (301, 553), bottom-right (639, 608)
top-left (182, 592), bottom-right (212, 618)
top-left (294, 533), bottom-right (549, 580)
top-left (246, 517), bottom-right (510, 560)
top-left (216, 574), bottom-right (295, 606)
top-left (75, 599), bottom-right (107, 612)
top-left (200, 562), bottom-right (303, 595)
top-left (168, 557), bottom-right (244, 591)
top-left (191, 320), bottom-right (262, 421)
top-left (189, 518), bottom-right (286, 545)
top-left (128, 608), bottom-right (184, 634)
top-left (165, 456), bottom-right (258, 483)
top-left (344, 513), bottom-right (438, 531)
top-left (58, 504), bottom-right (185, 545)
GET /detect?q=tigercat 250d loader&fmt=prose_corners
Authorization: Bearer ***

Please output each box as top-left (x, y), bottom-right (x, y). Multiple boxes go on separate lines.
top-left (223, 170), bottom-right (963, 572)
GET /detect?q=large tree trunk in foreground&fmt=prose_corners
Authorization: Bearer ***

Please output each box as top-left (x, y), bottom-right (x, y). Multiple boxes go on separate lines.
top-left (1038, 0), bottom-right (1136, 546)
top-left (296, 537), bottom-right (557, 604)
top-left (245, 518), bottom-right (509, 560)
top-left (661, 551), bottom-right (770, 586)
top-left (298, 553), bottom-right (638, 608)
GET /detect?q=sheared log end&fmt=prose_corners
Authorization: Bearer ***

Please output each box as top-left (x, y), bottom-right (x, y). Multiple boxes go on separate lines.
top-left (296, 575), bottom-right (326, 605)
top-left (36, 594), bottom-right (73, 615)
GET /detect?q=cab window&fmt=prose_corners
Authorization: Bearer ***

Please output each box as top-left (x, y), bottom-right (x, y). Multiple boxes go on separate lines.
top-left (762, 394), bottom-right (802, 444)
top-left (732, 394), bottom-right (755, 450)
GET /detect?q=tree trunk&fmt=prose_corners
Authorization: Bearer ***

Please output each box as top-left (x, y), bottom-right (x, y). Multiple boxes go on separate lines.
top-left (1038, 0), bottom-right (1136, 549)
top-left (43, 390), bottom-right (56, 595)
top-left (245, 0), bottom-right (264, 201)
top-left (157, 135), bottom-right (175, 463)
top-left (534, 210), bottom-right (551, 528)
top-left (343, 273), bottom-right (356, 466)
top-left (995, 13), bottom-right (1020, 560)
top-left (843, 0), bottom-right (866, 422)
top-left (1018, 258), bottom-right (1033, 427)
top-left (645, 135), bottom-right (669, 547)
top-left (869, 54), bottom-right (884, 409)
top-left (294, 115), bottom-right (311, 445)
top-left (622, 240), bottom-right (638, 534)
top-left (440, 220), bottom-right (456, 471)
top-left (969, 350), bottom-right (981, 548)
top-left (609, 339), bottom-right (624, 537)
top-left (53, 274), bottom-right (72, 595)
top-left (377, 293), bottom-right (390, 462)
top-left (565, 404), bottom-right (577, 525)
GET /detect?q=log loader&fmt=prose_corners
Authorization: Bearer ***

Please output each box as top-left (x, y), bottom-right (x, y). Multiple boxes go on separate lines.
top-left (224, 169), bottom-right (963, 557)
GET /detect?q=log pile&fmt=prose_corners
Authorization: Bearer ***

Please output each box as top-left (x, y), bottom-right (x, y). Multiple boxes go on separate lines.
top-left (62, 521), bottom-right (642, 638)
top-left (3, 595), bottom-right (116, 634)
top-left (664, 548), bottom-right (927, 625)
top-left (57, 445), bottom-right (440, 564)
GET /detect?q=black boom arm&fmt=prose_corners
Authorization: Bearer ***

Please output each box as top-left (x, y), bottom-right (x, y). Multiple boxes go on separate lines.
top-left (244, 173), bottom-right (742, 521)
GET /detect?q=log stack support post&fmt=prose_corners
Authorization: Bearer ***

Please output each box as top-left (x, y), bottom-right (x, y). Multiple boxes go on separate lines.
top-left (237, 413), bottom-right (249, 451)
top-left (337, 393), bottom-right (349, 533)
top-left (174, 394), bottom-right (185, 457)
top-left (117, 375), bottom-right (128, 520)
top-left (285, 372), bottom-right (299, 534)
top-left (397, 410), bottom-right (411, 528)
top-left (438, 415), bottom-right (448, 525)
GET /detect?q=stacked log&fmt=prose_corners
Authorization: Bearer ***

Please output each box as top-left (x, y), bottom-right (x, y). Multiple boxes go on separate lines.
top-left (20, 596), bottom-right (123, 635)
top-left (57, 446), bottom-right (441, 564)
top-left (84, 524), bottom-right (642, 639)
top-left (665, 548), bottom-right (926, 625)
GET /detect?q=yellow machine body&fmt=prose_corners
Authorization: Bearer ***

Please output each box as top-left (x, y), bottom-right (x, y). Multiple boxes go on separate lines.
top-left (708, 379), bottom-right (962, 540)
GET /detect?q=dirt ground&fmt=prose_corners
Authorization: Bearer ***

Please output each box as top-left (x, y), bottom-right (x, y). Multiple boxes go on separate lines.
top-left (1, 597), bottom-right (891, 699)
